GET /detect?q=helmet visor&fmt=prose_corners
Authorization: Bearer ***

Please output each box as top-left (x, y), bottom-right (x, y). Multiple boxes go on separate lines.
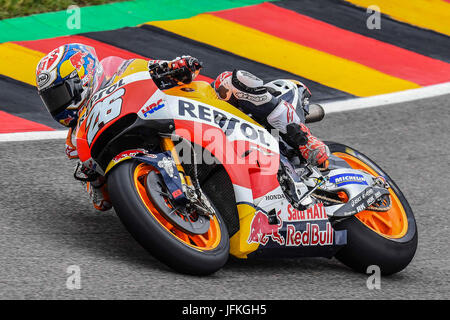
top-left (38, 78), bottom-right (81, 117)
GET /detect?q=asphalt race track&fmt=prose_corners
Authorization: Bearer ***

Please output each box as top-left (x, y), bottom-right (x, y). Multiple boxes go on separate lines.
top-left (0, 94), bottom-right (449, 300)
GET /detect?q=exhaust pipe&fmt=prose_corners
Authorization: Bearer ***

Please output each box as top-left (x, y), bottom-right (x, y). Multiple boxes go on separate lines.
top-left (305, 104), bottom-right (325, 123)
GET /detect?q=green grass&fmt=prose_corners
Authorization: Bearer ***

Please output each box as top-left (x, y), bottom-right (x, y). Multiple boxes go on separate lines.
top-left (0, 0), bottom-right (126, 19)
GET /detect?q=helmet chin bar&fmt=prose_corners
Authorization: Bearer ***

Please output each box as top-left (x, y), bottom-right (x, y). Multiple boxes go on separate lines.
top-left (65, 75), bottom-right (89, 111)
top-left (72, 79), bottom-right (83, 104)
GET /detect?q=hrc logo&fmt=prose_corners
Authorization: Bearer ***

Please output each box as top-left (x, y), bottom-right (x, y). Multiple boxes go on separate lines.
top-left (141, 99), bottom-right (165, 117)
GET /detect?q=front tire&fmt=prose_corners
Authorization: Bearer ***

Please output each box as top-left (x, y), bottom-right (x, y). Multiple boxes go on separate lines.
top-left (326, 142), bottom-right (418, 275)
top-left (108, 160), bottom-right (230, 275)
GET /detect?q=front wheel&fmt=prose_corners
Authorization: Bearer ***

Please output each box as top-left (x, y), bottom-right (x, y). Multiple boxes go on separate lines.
top-left (326, 142), bottom-right (418, 275)
top-left (108, 160), bottom-right (230, 275)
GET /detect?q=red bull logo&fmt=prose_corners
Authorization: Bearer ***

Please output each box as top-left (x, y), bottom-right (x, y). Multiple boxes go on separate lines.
top-left (247, 210), bottom-right (284, 245)
top-left (69, 51), bottom-right (88, 71)
top-left (59, 50), bottom-right (90, 80)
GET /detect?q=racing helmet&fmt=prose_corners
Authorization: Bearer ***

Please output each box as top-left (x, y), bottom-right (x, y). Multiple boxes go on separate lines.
top-left (36, 43), bottom-right (103, 127)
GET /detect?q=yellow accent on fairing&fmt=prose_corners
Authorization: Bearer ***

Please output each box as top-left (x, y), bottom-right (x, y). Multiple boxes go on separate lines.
top-left (111, 58), bottom-right (149, 83)
top-left (165, 81), bottom-right (262, 126)
top-left (147, 14), bottom-right (420, 96)
top-left (229, 203), bottom-right (260, 258)
top-left (345, 0), bottom-right (450, 37)
top-left (0, 43), bottom-right (44, 85)
top-left (104, 156), bottom-right (133, 175)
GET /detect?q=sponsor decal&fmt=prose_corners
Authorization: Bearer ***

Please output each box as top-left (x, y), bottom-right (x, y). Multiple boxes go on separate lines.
top-left (235, 91), bottom-right (268, 103)
top-left (37, 72), bottom-right (50, 87)
top-left (333, 186), bottom-right (389, 217)
top-left (287, 203), bottom-right (327, 222)
top-left (286, 222), bottom-right (334, 247)
top-left (57, 109), bottom-right (77, 127)
top-left (248, 210), bottom-right (284, 246)
top-left (247, 203), bottom-right (338, 248)
top-left (111, 149), bottom-right (143, 164)
top-left (141, 98), bottom-right (165, 117)
top-left (172, 189), bottom-right (183, 198)
top-left (350, 187), bottom-right (377, 213)
top-left (330, 173), bottom-right (368, 186)
top-left (69, 51), bottom-right (88, 72)
top-left (178, 99), bottom-right (271, 147)
top-left (264, 194), bottom-right (285, 201)
top-left (59, 50), bottom-right (89, 79)
top-left (91, 79), bottom-right (126, 103)
top-left (157, 157), bottom-right (175, 178)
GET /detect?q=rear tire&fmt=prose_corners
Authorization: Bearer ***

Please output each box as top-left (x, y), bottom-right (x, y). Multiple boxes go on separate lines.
top-left (108, 160), bottom-right (230, 275)
top-left (326, 142), bottom-right (418, 275)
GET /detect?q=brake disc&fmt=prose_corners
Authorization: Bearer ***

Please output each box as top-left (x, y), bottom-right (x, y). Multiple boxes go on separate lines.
top-left (145, 170), bottom-right (210, 235)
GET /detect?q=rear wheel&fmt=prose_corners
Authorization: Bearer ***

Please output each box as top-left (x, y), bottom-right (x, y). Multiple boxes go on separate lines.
top-left (326, 142), bottom-right (418, 275)
top-left (108, 160), bottom-right (229, 275)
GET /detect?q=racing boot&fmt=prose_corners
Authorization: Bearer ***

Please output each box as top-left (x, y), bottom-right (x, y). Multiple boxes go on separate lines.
top-left (263, 93), bottom-right (330, 167)
top-left (86, 177), bottom-right (112, 211)
top-left (285, 123), bottom-right (330, 168)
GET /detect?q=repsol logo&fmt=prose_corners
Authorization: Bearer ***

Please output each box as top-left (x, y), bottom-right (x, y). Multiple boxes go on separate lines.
top-left (91, 78), bottom-right (126, 103)
top-left (178, 100), bottom-right (270, 146)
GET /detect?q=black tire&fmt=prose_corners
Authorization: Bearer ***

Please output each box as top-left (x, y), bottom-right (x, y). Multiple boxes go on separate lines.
top-left (107, 160), bottom-right (230, 275)
top-left (326, 142), bottom-right (418, 275)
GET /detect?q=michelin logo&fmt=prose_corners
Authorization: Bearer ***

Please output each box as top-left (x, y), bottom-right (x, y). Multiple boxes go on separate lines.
top-left (330, 173), bottom-right (368, 186)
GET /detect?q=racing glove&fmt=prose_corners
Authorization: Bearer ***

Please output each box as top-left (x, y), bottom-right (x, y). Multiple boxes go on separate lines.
top-left (86, 177), bottom-right (112, 212)
top-left (148, 56), bottom-right (202, 89)
top-left (65, 127), bottom-right (78, 159)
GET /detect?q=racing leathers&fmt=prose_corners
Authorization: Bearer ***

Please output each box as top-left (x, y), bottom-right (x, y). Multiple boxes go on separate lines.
top-left (212, 69), bottom-right (330, 167)
top-left (66, 126), bottom-right (112, 211)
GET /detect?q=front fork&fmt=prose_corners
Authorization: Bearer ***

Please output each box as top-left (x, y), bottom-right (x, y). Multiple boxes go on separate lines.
top-left (161, 137), bottom-right (215, 215)
top-left (160, 137), bottom-right (194, 189)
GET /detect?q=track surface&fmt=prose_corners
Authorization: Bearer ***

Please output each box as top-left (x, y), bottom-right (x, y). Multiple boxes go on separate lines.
top-left (0, 94), bottom-right (449, 300)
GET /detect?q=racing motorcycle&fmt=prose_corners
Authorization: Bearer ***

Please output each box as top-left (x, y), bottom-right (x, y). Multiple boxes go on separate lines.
top-left (74, 61), bottom-right (417, 275)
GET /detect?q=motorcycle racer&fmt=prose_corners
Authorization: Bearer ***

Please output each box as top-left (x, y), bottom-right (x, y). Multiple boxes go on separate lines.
top-left (149, 57), bottom-right (330, 168)
top-left (36, 43), bottom-right (112, 211)
top-left (35, 43), bottom-right (329, 212)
